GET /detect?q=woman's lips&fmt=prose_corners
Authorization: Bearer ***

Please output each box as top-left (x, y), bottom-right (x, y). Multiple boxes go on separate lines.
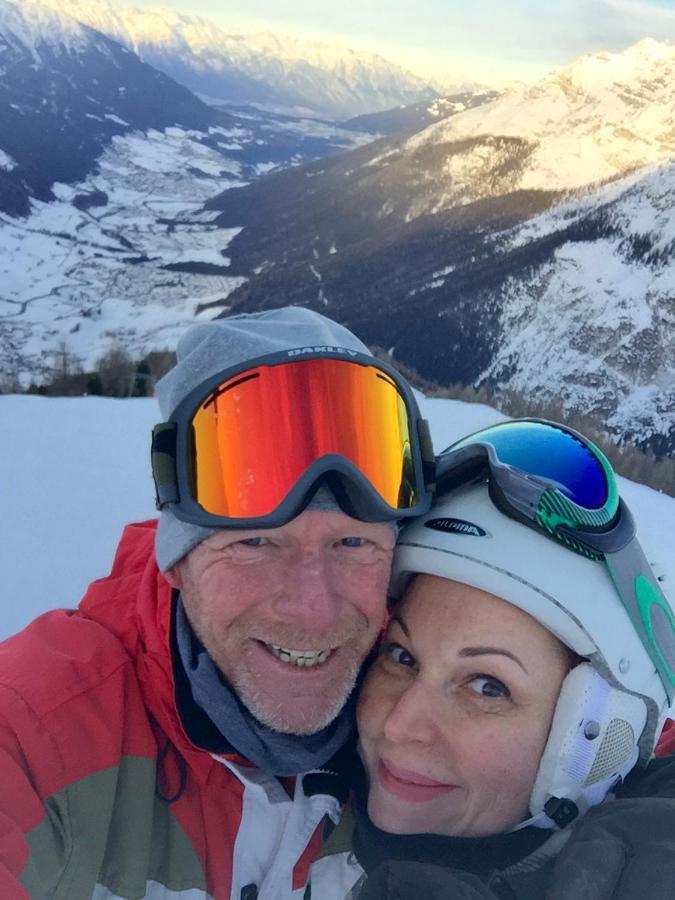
top-left (377, 758), bottom-right (458, 803)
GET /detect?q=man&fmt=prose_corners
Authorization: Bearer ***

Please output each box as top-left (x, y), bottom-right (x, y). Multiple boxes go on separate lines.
top-left (0, 307), bottom-right (434, 899)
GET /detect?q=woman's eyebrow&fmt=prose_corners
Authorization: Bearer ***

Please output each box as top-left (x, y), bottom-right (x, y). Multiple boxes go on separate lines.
top-left (459, 646), bottom-right (528, 674)
top-left (389, 612), bottom-right (410, 638)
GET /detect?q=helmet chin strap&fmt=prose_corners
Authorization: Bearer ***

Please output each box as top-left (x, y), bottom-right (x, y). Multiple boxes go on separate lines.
top-left (511, 798), bottom-right (584, 832)
top-left (510, 810), bottom-right (557, 832)
top-left (517, 664), bottom-right (647, 832)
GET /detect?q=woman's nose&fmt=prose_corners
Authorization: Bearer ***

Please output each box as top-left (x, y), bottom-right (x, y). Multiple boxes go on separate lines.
top-left (382, 681), bottom-right (437, 745)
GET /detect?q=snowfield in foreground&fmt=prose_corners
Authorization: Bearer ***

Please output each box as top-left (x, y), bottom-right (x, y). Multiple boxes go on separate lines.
top-left (2, 393), bottom-right (673, 641)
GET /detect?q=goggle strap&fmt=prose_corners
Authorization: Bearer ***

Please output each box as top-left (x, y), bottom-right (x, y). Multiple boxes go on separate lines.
top-left (555, 499), bottom-right (635, 558)
top-left (605, 540), bottom-right (675, 705)
top-left (151, 422), bottom-right (179, 509)
top-left (417, 418), bottom-right (436, 487)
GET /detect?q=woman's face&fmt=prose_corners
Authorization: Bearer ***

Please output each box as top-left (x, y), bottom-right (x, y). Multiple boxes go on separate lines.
top-left (357, 574), bottom-right (571, 837)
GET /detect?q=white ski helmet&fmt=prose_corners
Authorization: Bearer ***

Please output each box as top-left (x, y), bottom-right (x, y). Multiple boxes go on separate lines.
top-left (389, 481), bottom-right (672, 829)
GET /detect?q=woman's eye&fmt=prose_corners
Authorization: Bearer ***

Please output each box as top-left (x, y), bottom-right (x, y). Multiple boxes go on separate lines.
top-left (382, 642), bottom-right (417, 669)
top-left (468, 676), bottom-right (511, 699)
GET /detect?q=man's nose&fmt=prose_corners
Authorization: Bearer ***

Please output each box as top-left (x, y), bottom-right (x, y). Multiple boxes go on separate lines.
top-left (272, 552), bottom-right (343, 631)
top-left (382, 681), bottom-right (437, 745)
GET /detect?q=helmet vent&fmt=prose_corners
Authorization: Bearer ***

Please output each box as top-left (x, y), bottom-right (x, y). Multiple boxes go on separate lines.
top-left (585, 718), bottom-right (635, 786)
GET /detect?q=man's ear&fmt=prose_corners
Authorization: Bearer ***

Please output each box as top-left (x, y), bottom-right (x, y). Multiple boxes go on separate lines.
top-left (163, 563), bottom-right (183, 590)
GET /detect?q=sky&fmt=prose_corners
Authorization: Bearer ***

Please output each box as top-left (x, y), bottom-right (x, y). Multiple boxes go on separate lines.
top-left (126, 0), bottom-right (675, 84)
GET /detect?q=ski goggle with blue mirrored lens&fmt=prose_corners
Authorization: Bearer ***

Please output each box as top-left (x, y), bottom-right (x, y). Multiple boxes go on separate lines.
top-left (151, 350), bottom-right (435, 529)
top-left (435, 418), bottom-right (675, 704)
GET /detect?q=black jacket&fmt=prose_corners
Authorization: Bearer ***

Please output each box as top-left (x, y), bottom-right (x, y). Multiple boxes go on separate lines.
top-left (350, 757), bottom-right (675, 900)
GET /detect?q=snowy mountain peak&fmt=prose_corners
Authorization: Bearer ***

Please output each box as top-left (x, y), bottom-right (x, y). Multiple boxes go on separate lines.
top-left (0, 0), bottom-right (90, 61)
top-left (31, 0), bottom-right (404, 68)
top-left (549, 37), bottom-right (675, 94)
top-left (624, 36), bottom-right (673, 61)
top-left (405, 38), bottom-right (675, 192)
top-left (23, 0), bottom-right (437, 117)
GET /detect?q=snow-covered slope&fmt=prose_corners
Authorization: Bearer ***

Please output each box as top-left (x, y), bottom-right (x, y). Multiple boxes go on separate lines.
top-left (477, 162), bottom-right (675, 451)
top-left (29, 0), bottom-right (437, 118)
top-left (209, 38), bottom-right (675, 241)
top-left (0, 0), bottom-right (372, 214)
top-left (406, 39), bottom-right (675, 193)
top-left (2, 393), bottom-right (673, 642)
top-left (0, 112), bottom-right (371, 384)
top-left (342, 90), bottom-right (499, 136)
top-left (0, 0), bottom-right (217, 214)
top-left (0, 127), bottom-right (246, 384)
top-left (0, 0), bottom-right (88, 57)
top-left (0, 0), bottom-right (376, 379)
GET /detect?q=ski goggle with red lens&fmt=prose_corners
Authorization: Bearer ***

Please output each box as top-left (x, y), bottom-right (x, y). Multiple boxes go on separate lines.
top-left (151, 350), bottom-right (435, 529)
top-left (435, 418), bottom-right (675, 704)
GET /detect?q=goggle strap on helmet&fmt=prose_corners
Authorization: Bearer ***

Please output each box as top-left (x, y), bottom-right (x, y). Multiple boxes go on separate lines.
top-left (151, 422), bottom-right (179, 509)
top-left (417, 418), bottom-right (437, 487)
top-left (605, 540), bottom-right (675, 705)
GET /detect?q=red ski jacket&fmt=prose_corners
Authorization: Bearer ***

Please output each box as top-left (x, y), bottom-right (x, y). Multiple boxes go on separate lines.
top-left (0, 521), bottom-right (345, 899)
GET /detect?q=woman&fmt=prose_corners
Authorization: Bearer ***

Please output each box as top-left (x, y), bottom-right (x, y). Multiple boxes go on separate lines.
top-left (313, 419), bottom-right (675, 899)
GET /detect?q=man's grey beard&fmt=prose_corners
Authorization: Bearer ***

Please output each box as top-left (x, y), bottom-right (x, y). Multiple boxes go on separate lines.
top-left (229, 662), bottom-right (360, 735)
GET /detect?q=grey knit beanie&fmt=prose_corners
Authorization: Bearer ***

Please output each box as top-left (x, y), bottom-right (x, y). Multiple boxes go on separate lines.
top-left (155, 306), bottom-right (373, 572)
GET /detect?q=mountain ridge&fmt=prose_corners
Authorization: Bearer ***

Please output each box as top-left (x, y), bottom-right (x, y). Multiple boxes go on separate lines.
top-left (1, 13), bottom-right (672, 457)
top-left (0, 0), bottom-right (377, 378)
top-left (0, 0), bottom-right (222, 215)
top-left (404, 38), bottom-right (675, 193)
top-left (26, 0), bottom-right (439, 118)
top-left (204, 38), bottom-right (675, 455)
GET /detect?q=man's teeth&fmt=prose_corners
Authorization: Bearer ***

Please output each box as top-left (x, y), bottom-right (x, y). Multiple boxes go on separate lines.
top-left (267, 644), bottom-right (331, 668)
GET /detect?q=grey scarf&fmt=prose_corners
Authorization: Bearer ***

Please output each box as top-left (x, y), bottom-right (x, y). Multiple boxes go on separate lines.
top-left (175, 597), bottom-right (356, 776)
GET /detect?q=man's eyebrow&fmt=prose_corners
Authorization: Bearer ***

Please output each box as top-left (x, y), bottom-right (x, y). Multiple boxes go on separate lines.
top-left (459, 646), bottom-right (528, 674)
top-left (388, 612), bottom-right (410, 638)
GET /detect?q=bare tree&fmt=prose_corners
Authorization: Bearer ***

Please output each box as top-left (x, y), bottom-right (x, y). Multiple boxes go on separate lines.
top-left (96, 344), bottom-right (137, 397)
top-left (49, 340), bottom-right (83, 395)
top-left (0, 370), bottom-right (22, 394)
top-left (144, 349), bottom-right (176, 383)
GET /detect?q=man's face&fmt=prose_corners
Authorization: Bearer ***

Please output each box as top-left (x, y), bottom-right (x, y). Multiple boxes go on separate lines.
top-left (167, 509), bottom-right (395, 735)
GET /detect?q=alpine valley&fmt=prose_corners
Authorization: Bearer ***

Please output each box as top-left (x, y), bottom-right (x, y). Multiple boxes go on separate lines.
top-left (0, 0), bottom-right (385, 379)
top-left (1, 0), bottom-right (673, 459)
